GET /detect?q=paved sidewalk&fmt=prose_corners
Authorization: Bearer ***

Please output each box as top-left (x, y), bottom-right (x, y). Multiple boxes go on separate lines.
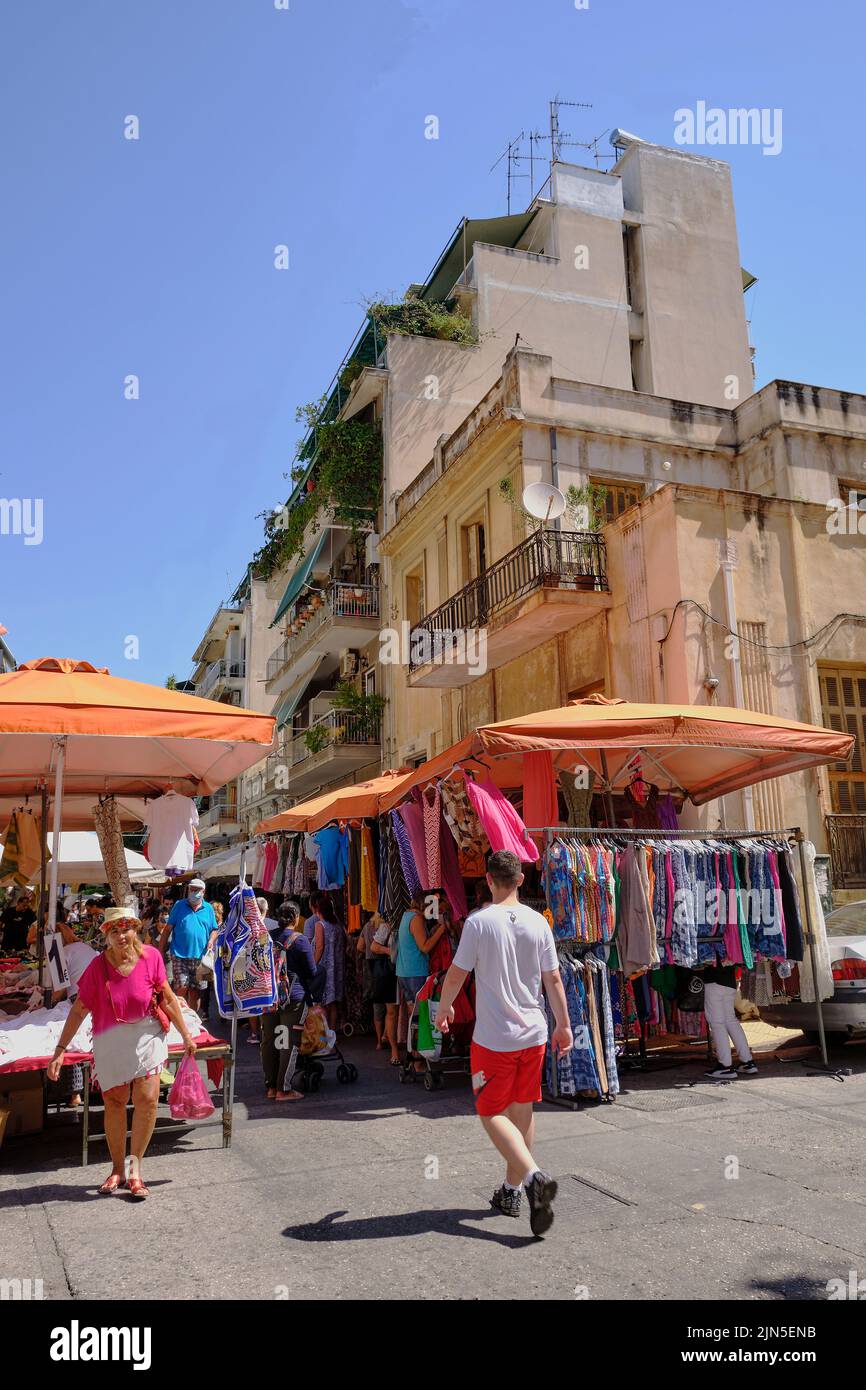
top-left (1, 1023), bottom-right (864, 1301)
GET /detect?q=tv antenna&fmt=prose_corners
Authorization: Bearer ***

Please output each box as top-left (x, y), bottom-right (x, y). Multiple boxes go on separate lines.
top-left (549, 96), bottom-right (593, 164)
top-left (489, 131), bottom-right (528, 214)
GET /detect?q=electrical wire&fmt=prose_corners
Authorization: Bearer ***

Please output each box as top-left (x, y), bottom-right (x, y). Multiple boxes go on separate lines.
top-left (658, 599), bottom-right (866, 652)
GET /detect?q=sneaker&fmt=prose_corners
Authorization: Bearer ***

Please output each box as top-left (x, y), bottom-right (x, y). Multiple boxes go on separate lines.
top-left (705, 1065), bottom-right (737, 1080)
top-left (490, 1184), bottom-right (522, 1219)
top-left (525, 1171), bottom-right (558, 1237)
top-left (737, 1060), bottom-right (758, 1075)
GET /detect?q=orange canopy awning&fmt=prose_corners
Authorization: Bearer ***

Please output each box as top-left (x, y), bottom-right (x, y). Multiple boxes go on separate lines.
top-left (255, 770), bottom-right (417, 836)
top-left (0, 658), bottom-right (276, 828)
top-left (377, 696), bottom-right (853, 812)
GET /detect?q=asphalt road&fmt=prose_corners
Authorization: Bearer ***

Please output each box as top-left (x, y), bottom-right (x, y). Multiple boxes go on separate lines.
top-left (2, 1022), bottom-right (865, 1301)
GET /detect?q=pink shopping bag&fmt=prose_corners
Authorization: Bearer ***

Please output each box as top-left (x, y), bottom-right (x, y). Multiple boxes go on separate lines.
top-left (168, 1056), bottom-right (215, 1119)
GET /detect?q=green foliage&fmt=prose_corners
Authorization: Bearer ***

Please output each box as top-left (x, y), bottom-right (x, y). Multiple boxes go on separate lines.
top-left (565, 483), bottom-right (608, 532)
top-left (498, 477), bottom-right (538, 531)
top-left (368, 296), bottom-right (475, 345)
top-left (254, 403), bottom-right (382, 582)
top-left (164, 674), bottom-right (177, 690)
top-left (316, 419), bottom-right (382, 528)
top-left (252, 489), bottom-right (320, 581)
top-left (330, 681), bottom-right (386, 738)
top-left (498, 477), bottom-right (608, 534)
top-left (302, 724), bottom-right (330, 755)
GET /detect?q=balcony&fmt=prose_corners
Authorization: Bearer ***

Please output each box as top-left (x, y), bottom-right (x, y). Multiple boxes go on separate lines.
top-left (408, 529), bottom-right (611, 688)
top-left (266, 582), bottom-right (380, 692)
top-left (198, 789), bottom-right (240, 843)
top-left (198, 658), bottom-right (246, 702)
top-left (286, 708), bottom-right (382, 792)
top-left (827, 815), bottom-right (866, 890)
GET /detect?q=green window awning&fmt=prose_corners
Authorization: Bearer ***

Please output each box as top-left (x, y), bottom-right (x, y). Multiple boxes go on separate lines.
top-left (274, 654), bottom-right (324, 729)
top-left (272, 533), bottom-right (327, 627)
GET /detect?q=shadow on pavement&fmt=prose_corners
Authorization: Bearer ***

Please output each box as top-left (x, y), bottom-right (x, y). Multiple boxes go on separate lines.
top-left (283, 1206), bottom-right (539, 1249)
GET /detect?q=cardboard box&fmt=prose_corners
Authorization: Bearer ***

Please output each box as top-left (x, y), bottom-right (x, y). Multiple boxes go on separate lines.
top-left (0, 1073), bottom-right (44, 1137)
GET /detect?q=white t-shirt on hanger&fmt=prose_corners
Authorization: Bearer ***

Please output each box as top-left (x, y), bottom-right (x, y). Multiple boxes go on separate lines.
top-left (143, 792), bottom-right (199, 871)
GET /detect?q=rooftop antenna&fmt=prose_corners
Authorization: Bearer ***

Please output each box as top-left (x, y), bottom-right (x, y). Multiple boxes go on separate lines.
top-left (549, 95), bottom-right (593, 167)
top-left (587, 128), bottom-right (617, 171)
top-left (489, 131), bottom-right (527, 213)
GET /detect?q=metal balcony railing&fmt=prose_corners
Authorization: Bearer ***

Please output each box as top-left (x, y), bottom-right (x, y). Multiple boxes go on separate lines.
top-left (827, 814), bottom-right (866, 889)
top-left (266, 581), bottom-right (380, 685)
top-left (291, 708), bottom-right (382, 765)
top-left (199, 791), bottom-right (239, 827)
top-left (199, 658), bottom-right (246, 699)
top-left (408, 529), bottom-right (608, 670)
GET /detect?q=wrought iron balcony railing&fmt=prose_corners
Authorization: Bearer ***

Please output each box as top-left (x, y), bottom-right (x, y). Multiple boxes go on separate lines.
top-left (266, 581), bottom-right (380, 684)
top-left (408, 529), bottom-right (607, 671)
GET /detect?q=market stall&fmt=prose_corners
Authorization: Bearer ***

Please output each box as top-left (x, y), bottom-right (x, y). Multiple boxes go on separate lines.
top-left (0, 656), bottom-right (276, 1155)
top-left (239, 696), bottom-right (852, 1093)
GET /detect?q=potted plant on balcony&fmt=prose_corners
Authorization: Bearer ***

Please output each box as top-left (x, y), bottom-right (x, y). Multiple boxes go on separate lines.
top-left (303, 723), bottom-right (330, 755)
top-left (330, 681), bottom-right (386, 743)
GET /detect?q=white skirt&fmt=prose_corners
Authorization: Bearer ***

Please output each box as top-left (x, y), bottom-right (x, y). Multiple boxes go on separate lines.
top-left (91, 1017), bottom-right (169, 1092)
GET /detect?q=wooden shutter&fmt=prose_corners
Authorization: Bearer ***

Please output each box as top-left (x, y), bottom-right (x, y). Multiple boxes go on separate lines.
top-left (820, 666), bottom-right (866, 813)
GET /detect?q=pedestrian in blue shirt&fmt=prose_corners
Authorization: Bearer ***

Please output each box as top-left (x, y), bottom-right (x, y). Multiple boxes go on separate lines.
top-left (158, 877), bottom-right (218, 1017)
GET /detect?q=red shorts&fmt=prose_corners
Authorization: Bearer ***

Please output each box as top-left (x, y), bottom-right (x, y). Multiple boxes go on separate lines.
top-left (470, 1041), bottom-right (546, 1117)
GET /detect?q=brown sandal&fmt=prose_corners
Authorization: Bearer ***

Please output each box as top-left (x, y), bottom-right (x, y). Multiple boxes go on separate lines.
top-left (126, 1176), bottom-right (150, 1200)
top-left (98, 1173), bottom-right (124, 1195)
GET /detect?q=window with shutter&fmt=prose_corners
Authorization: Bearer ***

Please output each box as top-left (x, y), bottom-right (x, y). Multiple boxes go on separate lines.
top-left (820, 665), bottom-right (866, 813)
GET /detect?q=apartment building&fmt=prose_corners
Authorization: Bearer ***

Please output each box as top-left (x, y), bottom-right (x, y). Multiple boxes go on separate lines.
top-left (193, 132), bottom-right (866, 896)
top-left (376, 140), bottom-right (866, 899)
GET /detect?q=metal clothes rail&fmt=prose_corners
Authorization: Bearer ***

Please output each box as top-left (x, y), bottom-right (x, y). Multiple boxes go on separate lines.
top-left (527, 824), bottom-right (831, 1070)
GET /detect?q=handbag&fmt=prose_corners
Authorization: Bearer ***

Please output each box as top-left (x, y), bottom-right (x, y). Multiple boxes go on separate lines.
top-left (674, 967), bottom-right (705, 1013)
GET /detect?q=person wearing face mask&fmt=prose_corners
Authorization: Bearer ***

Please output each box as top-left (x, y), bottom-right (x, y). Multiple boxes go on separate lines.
top-left (158, 878), bottom-right (218, 1016)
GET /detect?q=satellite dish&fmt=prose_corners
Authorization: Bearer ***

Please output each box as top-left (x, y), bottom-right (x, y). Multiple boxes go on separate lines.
top-left (522, 482), bottom-right (566, 522)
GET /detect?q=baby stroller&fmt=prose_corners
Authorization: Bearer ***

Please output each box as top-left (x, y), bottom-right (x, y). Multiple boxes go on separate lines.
top-left (399, 971), bottom-right (472, 1092)
top-left (288, 1001), bottom-right (359, 1093)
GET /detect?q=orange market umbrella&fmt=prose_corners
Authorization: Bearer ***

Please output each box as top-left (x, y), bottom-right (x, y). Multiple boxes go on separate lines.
top-left (0, 657), bottom-right (276, 942)
top-left (377, 696), bottom-right (854, 812)
top-left (255, 770), bottom-right (417, 836)
top-left (0, 657), bottom-right (276, 826)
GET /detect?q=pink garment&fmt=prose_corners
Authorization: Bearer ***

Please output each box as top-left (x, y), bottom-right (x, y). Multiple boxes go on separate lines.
top-left (464, 778), bottom-right (539, 863)
top-left (261, 841), bottom-right (279, 891)
top-left (77, 946), bottom-right (167, 1038)
top-left (422, 787), bottom-right (442, 888)
top-left (438, 812), bottom-right (468, 919)
top-left (723, 851), bottom-right (744, 964)
top-left (397, 801), bottom-right (431, 890)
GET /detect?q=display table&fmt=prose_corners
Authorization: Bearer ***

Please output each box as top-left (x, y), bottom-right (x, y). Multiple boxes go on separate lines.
top-left (0, 1029), bottom-right (234, 1165)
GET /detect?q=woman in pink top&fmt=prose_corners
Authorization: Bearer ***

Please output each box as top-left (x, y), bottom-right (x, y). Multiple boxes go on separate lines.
top-left (47, 906), bottom-right (197, 1199)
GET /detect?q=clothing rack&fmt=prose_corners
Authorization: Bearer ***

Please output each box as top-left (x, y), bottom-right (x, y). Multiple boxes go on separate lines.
top-left (527, 823), bottom-right (833, 1072)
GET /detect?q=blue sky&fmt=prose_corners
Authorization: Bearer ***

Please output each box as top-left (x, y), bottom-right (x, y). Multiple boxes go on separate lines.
top-left (1, 0), bottom-right (862, 686)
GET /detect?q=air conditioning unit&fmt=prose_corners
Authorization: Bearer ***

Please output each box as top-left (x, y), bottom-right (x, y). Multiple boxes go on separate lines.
top-left (339, 649), bottom-right (359, 679)
top-left (365, 532), bottom-right (380, 566)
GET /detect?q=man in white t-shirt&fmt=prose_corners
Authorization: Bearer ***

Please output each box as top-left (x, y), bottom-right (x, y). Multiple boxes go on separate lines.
top-left (435, 849), bottom-right (573, 1236)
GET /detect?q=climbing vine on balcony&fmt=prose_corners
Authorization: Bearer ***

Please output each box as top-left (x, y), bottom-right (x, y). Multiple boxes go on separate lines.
top-left (368, 295), bottom-right (475, 345)
top-left (252, 417), bottom-right (382, 580)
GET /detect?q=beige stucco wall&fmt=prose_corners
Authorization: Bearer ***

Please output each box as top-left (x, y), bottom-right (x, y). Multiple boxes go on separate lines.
top-left (615, 142), bottom-right (753, 409)
top-left (602, 485), bottom-right (866, 843)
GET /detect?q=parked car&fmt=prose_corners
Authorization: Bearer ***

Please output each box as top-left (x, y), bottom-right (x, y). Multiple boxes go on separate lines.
top-left (760, 901), bottom-right (866, 1044)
